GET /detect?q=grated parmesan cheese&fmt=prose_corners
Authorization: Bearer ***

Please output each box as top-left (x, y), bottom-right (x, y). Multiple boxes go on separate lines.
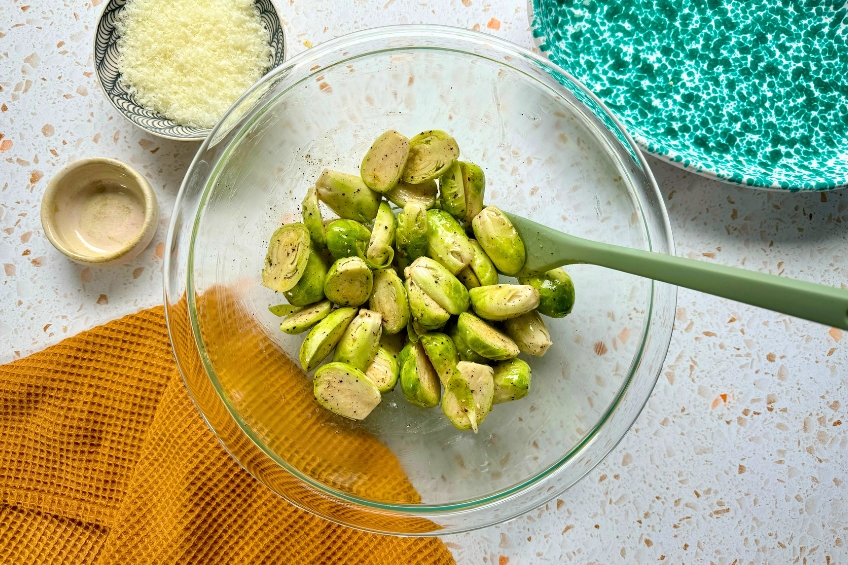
top-left (116, 0), bottom-right (272, 129)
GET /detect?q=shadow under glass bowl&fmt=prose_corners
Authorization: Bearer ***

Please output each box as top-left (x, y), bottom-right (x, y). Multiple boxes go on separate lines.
top-left (164, 25), bottom-right (677, 535)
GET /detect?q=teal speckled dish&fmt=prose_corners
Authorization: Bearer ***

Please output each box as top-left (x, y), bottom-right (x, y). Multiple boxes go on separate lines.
top-left (530, 0), bottom-right (848, 190)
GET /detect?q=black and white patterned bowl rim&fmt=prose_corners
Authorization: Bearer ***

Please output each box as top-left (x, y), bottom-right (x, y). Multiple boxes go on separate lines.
top-left (94, 0), bottom-right (286, 141)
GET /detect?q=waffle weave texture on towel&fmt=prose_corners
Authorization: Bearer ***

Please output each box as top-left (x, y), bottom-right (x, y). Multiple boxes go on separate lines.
top-left (0, 306), bottom-right (454, 564)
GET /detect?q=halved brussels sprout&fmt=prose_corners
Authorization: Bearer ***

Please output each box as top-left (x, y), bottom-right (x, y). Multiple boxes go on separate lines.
top-left (468, 239), bottom-right (499, 286)
top-left (426, 209), bottom-right (474, 274)
top-left (299, 307), bottom-right (357, 371)
top-left (401, 130), bottom-right (460, 184)
top-left (324, 257), bottom-right (373, 307)
top-left (405, 317), bottom-right (422, 343)
top-left (469, 284), bottom-right (540, 321)
top-left (456, 266), bottom-right (481, 289)
top-left (261, 223), bottom-right (311, 292)
top-left (326, 219), bottom-right (371, 261)
top-left (518, 268), bottom-right (576, 318)
top-left (447, 323), bottom-right (488, 364)
top-left (459, 161), bottom-right (486, 222)
top-left (314, 362), bottom-right (381, 420)
top-left (411, 319), bottom-right (429, 337)
top-left (405, 278), bottom-right (451, 330)
top-left (284, 251), bottom-right (329, 306)
top-left (269, 304), bottom-right (302, 317)
top-left (366, 202), bottom-right (396, 269)
top-left (280, 300), bottom-right (332, 335)
top-left (456, 312), bottom-right (520, 361)
top-left (365, 347), bottom-right (400, 393)
top-left (419, 332), bottom-right (460, 386)
top-left (396, 203), bottom-right (429, 263)
top-left (360, 130), bottom-right (410, 193)
top-left (369, 268), bottom-right (410, 334)
top-left (334, 309), bottom-right (383, 371)
top-left (503, 310), bottom-right (552, 356)
top-left (315, 169), bottom-right (381, 223)
top-left (442, 361), bottom-right (494, 432)
top-left (438, 161), bottom-right (485, 223)
top-left (405, 256), bottom-right (470, 315)
top-left (492, 358), bottom-right (531, 404)
top-left (438, 161), bottom-right (466, 219)
top-left (386, 179), bottom-right (438, 209)
top-left (400, 341), bottom-right (441, 408)
top-left (471, 205), bottom-right (526, 276)
top-left (301, 185), bottom-right (326, 248)
top-left (380, 330), bottom-right (407, 357)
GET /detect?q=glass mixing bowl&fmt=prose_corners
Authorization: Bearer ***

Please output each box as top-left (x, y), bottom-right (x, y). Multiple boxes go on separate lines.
top-left (164, 25), bottom-right (676, 535)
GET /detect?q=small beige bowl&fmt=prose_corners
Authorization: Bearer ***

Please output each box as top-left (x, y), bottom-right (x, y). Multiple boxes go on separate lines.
top-left (41, 158), bottom-right (158, 266)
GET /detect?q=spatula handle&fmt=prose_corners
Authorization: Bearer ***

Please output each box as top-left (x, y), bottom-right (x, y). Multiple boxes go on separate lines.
top-left (570, 237), bottom-right (848, 330)
top-left (509, 211), bottom-right (848, 330)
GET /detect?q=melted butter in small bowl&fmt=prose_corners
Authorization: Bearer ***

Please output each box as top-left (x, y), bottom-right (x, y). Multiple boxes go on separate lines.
top-left (41, 158), bottom-right (158, 266)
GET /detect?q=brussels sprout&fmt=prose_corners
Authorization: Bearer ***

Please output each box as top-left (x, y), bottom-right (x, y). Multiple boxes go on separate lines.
top-left (396, 203), bottom-right (429, 263)
top-left (284, 251), bottom-right (329, 306)
top-left (471, 205), bottom-right (526, 276)
top-left (426, 209), bottom-right (474, 274)
top-left (456, 267), bottom-right (481, 289)
top-left (442, 361), bottom-right (495, 432)
top-left (407, 317), bottom-right (420, 343)
top-left (280, 300), bottom-right (332, 335)
top-left (438, 161), bottom-right (485, 223)
top-left (459, 161), bottom-right (486, 222)
top-left (405, 256), bottom-right (470, 315)
top-left (366, 202), bottom-right (396, 269)
top-left (405, 278), bottom-right (450, 330)
top-left (402, 130), bottom-right (460, 184)
top-left (447, 323), bottom-right (488, 364)
top-left (400, 341), bottom-right (441, 408)
top-left (326, 219), bottom-right (371, 261)
top-left (468, 239), bottom-right (499, 286)
top-left (261, 223), bottom-right (311, 292)
top-left (386, 179), bottom-right (438, 209)
top-left (334, 309), bottom-right (383, 371)
top-left (369, 268), bottom-right (410, 334)
top-left (301, 185), bottom-right (326, 248)
top-left (268, 304), bottom-right (302, 317)
top-left (360, 130), bottom-right (410, 193)
top-left (365, 347), bottom-right (400, 393)
top-left (411, 319), bottom-right (430, 337)
top-left (380, 330), bottom-right (407, 357)
top-left (299, 307), bottom-right (357, 371)
top-left (314, 362), bottom-right (381, 420)
top-left (503, 310), bottom-right (552, 356)
top-left (518, 268), bottom-right (576, 318)
top-left (438, 161), bottom-right (466, 219)
top-left (324, 257), bottom-right (373, 307)
top-left (315, 169), bottom-right (381, 223)
top-left (456, 312), bottom-right (519, 361)
top-left (419, 332), bottom-right (460, 386)
top-left (492, 358), bottom-right (531, 404)
top-left (469, 284), bottom-right (540, 321)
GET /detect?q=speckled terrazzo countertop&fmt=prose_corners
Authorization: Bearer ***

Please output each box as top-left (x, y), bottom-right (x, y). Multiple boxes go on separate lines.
top-left (1, 1), bottom-right (845, 562)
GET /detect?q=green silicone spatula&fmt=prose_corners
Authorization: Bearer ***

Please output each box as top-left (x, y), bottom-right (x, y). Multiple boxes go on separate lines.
top-left (505, 212), bottom-right (848, 331)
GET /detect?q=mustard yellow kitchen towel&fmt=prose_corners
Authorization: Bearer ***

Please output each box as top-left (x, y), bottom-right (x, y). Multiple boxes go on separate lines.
top-left (0, 306), bottom-right (454, 564)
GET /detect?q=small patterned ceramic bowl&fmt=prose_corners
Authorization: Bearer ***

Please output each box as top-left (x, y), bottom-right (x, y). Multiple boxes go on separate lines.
top-left (93, 0), bottom-right (286, 142)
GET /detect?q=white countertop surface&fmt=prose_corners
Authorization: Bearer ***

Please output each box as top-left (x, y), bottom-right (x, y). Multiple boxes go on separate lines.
top-left (1, 1), bottom-right (846, 563)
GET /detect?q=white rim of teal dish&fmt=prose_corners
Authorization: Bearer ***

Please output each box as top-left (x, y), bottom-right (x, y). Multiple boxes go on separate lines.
top-left (526, 0), bottom-right (848, 191)
top-left (93, 0), bottom-right (287, 142)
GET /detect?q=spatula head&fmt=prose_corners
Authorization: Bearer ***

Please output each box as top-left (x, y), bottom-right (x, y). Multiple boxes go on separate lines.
top-left (503, 212), bottom-right (574, 276)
